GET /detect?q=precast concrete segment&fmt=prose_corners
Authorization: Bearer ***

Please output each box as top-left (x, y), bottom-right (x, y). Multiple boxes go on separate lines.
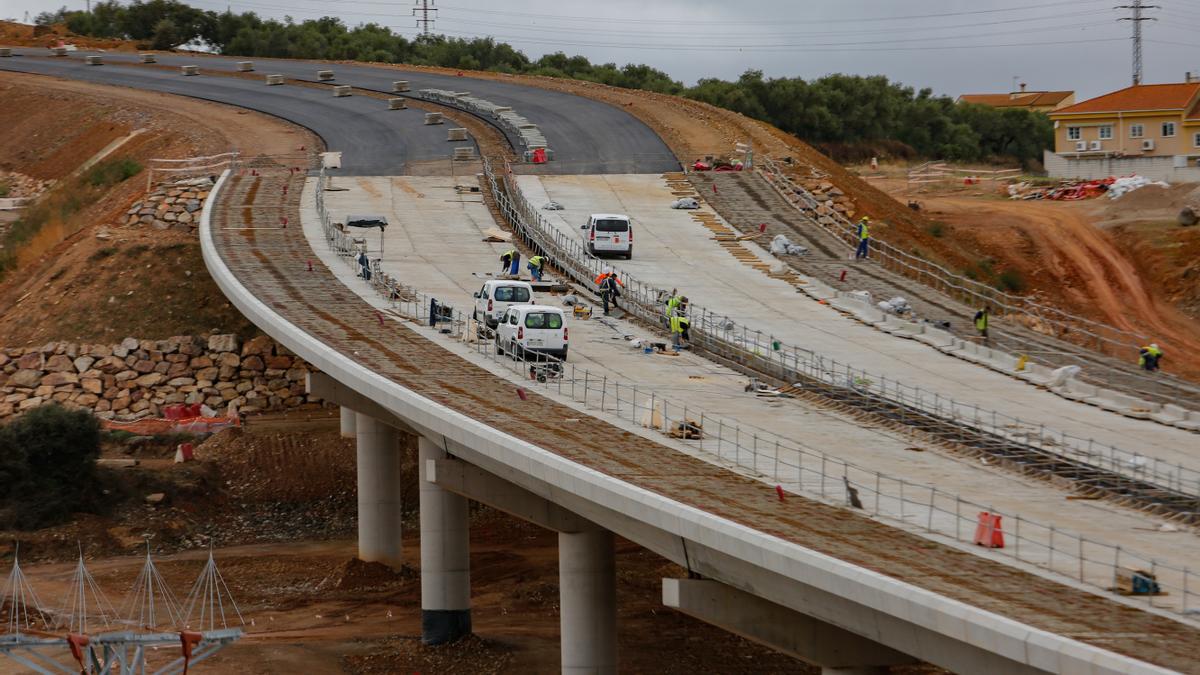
top-left (559, 529), bottom-right (618, 675)
top-left (355, 413), bottom-right (404, 569)
top-left (662, 578), bottom-right (915, 670)
top-left (0, 58), bottom-right (466, 175)
top-left (418, 436), bottom-right (472, 645)
top-left (10, 49), bottom-right (679, 174)
top-left (207, 169), bottom-right (1200, 672)
top-left (339, 406), bottom-right (356, 439)
top-left (519, 174), bottom-right (1200, 469)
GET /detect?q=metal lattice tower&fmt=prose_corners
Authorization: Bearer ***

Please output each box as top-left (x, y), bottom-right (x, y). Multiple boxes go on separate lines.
top-left (413, 0), bottom-right (437, 35)
top-left (0, 547), bottom-right (51, 636)
top-left (1117, 0), bottom-right (1160, 85)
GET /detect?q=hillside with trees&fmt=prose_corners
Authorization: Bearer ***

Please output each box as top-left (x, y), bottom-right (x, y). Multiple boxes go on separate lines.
top-left (34, 0), bottom-right (1053, 166)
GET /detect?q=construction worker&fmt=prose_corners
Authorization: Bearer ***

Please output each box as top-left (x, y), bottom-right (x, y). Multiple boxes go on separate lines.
top-left (527, 255), bottom-right (546, 281)
top-left (855, 217), bottom-right (871, 260)
top-left (1139, 343), bottom-right (1164, 371)
top-left (595, 267), bottom-right (624, 315)
top-left (500, 248), bottom-right (515, 274)
top-left (973, 306), bottom-right (990, 342)
top-left (666, 293), bottom-right (688, 317)
top-left (670, 311), bottom-right (691, 350)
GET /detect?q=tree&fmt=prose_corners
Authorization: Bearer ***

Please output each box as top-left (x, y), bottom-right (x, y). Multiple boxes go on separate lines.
top-left (150, 17), bottom-right (179, 49)
top-left (0, 404), bottom-right (102, 530)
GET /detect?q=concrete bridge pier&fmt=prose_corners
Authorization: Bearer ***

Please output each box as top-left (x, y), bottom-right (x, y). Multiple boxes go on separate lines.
top-left (355, 412), bottom-right (404, 569)
top-left (340, 406), bottom-right (357, 438)
top-left (418, 436), bottom-right (472, 644)
top-left (559, 529), bottom-right (617, 675)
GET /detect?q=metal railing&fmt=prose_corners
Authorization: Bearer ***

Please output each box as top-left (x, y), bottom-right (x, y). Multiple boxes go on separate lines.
top-left (476, 160), bottom-right (1200, 508)
top-left (756, 156), bottom-right (1200, 409)
top-left (306, 167), bottom-right (1200, 619)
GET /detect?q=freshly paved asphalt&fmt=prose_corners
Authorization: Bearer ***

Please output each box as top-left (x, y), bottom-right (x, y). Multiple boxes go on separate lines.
top-left (0, 49), bottom-right (681, 175)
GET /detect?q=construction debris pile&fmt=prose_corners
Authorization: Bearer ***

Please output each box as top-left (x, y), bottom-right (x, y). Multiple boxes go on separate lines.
top-left (0, 334), bottom-right (323, 421)
top-left (791, 175), bottom-right (860, 224)
top-left (0, 170), bottom-right (53, 200)
top-left (121, 177), bottom-right (213, 231)
top-left (1007, 175), bottom-right (1168, 202)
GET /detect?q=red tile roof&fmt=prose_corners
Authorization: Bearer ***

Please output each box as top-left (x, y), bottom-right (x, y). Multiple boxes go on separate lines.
top-left (1054, 83), bottom-right (1200, 115)
top-left (959, 91), bottom-right (1073, 108)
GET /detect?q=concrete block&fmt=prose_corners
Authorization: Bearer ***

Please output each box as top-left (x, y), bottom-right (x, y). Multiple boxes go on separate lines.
top-left (85, 55), bottom-right (103, 66)
top-left (0, 48), bottom-right (12, 57)
top-left (388, 97), bottom-right (407, 110)
top-left (447, 128), bottom-right (468, 141)
top-left (51, 47), bottom-right (68, 56)
top-left (265, 74), bottom-right (284, 86)
top-left (317, 69), bottom-right (334, 81)
top-left (453, 147), bottom-right (476, 160)
top-left (1149, 403), bottom-right (1187, 425)
top-left (332, 85), bottom-right (352, 97)
top-left (424, 112), bottom-right (444, 125)
top-left (139, 53), bottom-right (156, 63)
top-left (180, 65), bottom-right (199, 76)
top-left (236, 61), bottom-right (254, 71)
top-left (392, 80), bottom-right (410, 92)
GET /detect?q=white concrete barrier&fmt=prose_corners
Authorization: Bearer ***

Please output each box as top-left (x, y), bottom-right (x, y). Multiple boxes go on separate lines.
top-left (0, 48), bottom-right (12, 57)
top-left (266, 74), bottom-right (284, 86)
top-left (447, 128), bottom-right (467, 141)
top-left (181, 65), bottom-right (199, 76)
top-left (333, 85), bottom-right (352, 97)
top-left (236, 61), bottom-right (254, 72)
top-left (393, 80), bottom-right (410, 92)
top-left (424, 112), bottom-right (444, 125)
top-left (51, 47), bottom-right (68, 57)
top-left (317, 69), bottom-right (334, 81)
top-left (140, 53), bottom-right (156, 63)
top-left (388, 97), bottom-right (406, 110)
top-left (85, 55), bottom-right (103, 66)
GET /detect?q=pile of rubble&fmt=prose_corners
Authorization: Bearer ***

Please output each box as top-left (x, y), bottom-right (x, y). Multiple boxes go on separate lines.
top-left (0, 334), bottom-right (323, 421)
top-left (121, 177), bottom-right (213, 231)
top-left (803, 178), bottom-right (859, 223)
top-left (0, 170), bottom-right (53, 200)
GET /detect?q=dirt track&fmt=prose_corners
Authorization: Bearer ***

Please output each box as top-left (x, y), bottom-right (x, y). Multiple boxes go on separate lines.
top-left (924, 195), bottom-right (1200, 377)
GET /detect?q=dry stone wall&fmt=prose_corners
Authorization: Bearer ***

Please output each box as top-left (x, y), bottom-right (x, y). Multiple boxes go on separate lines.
top-left (0, 334), bottom-right (323, 421)
top-left (121, 177), bottom-right (212, 232)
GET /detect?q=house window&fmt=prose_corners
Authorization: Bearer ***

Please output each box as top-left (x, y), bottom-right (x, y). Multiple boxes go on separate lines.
top-left (1099, 126), bottom-right (1113, 140)
top-left (1162, 121), bottom-right (1177, 137)
top-left (1194, 132), bottom-right (1200, 148)
top-left (1130, 124), bottom-right (1144, 138)
top-left (1067, 127), bottom-right (1081, 140)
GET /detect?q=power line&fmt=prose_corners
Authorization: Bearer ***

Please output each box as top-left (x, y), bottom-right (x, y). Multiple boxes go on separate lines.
top-left (1117, 0), bottom-right (1160, 85)
top-left (413, 0), bottom-right (436, 35)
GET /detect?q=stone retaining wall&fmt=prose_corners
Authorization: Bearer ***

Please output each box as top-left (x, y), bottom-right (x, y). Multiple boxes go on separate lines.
top-left (0, 334), bottom-right (322, 421)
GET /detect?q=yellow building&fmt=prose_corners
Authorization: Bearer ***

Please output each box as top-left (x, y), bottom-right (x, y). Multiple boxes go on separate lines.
top-left (1045, 80), bottom-right (1200, 180)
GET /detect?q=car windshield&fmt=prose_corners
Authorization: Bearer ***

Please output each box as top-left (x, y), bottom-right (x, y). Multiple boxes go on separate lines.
top-left (494, 286), bottom-right (530, 302)
top-left (524, 312), bottom-right (563, 329)
top-left (594, 219), bottom-right (629, 232)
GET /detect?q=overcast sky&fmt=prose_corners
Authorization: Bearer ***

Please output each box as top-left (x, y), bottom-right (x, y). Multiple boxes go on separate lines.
top-left (4, 0), bottom-right (1200, 99)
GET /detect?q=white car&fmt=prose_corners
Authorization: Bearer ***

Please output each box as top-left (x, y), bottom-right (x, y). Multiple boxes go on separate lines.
top-left (473, 280), bottom-right (534, 328)
top-left (580, 213), bottom-right (632, 259)
top-left (495, 305), bottom-right (568, 360)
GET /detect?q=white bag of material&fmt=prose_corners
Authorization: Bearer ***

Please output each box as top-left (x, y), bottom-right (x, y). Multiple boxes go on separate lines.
top-left (542, 200), bottom-right (564, 210)
top-left (769, 234), bottom-right (808, 256)
top-left (561, 294), bottom-right (579, 306)
top-left (670, 197), bottom-right (699, 209)
top-left (1107, 175), bottom-right (1169, 200)
top-left (1046, 364), bottom-right (1081, 388)
top-left (877, 296), bottom-right (909, 314)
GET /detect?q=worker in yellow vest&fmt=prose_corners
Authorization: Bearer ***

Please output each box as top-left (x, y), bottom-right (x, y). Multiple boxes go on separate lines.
top-left (527, 255), bottom-right (546, 281)
top-left (855, 217), bottom-right (871, 260)
top-left (670, 313), bottom-right (691, 350)
top-left (974, 306), bottom-right (990, 342)
top-left (1139, 343), bottom-right (1163, 371)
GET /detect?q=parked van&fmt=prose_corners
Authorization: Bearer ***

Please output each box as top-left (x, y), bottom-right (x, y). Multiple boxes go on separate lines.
top-left (473, 280), bottom-right (534, 328)
top-left (495, 305), bottom-right (568, 360)
top-left (580, 213), bottom-right (632, 259)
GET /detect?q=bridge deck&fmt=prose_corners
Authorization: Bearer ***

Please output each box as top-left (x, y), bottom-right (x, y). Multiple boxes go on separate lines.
top-left (211, 167), bottom-right (1200, 672)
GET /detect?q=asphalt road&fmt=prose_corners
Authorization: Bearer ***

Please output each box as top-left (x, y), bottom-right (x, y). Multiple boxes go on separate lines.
top-left (0, 53), bottom-right (472, 175)
top-left (0, 49), bottom-right (680, 175)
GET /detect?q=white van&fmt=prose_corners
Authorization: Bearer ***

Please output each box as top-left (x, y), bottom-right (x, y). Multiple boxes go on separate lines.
top-left (495, 305), bottom-right (568, 360)
top-left (581, 213), bottom-right (632, 259)
top-left (473, 280), bottom-right (534, 328)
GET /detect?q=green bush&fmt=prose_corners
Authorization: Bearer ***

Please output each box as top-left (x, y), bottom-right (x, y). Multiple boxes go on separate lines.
top-left (85, 158), bottom-right (143, 187)
top-left (0, 404), bottom-right (102, 530)
top-left (927, 222), bottom-right (945, 238)
top-left (997, 269), bottom-right (1027, 293)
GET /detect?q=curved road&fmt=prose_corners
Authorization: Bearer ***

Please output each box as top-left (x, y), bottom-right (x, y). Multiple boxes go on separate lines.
top-left (0, 48), bottom-right (680, 175)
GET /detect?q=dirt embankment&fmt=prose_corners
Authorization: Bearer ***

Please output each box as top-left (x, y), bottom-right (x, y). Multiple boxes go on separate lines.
top-left (0, 72), bottom-right (317, 345)
top-left (0, 20), bottom-right (139, 51)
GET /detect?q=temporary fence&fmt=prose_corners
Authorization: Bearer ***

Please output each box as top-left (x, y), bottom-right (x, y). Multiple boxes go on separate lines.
top-left (306, 167), bottom-right (1200, 619)
top-left (145, 152), bottom-right (240, 189)
top-left (755, 157), bottom-right (1200, 411)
